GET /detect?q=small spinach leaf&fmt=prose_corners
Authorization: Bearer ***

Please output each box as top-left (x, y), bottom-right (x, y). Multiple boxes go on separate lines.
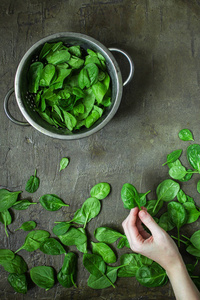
top-left (39, 194), bottom-right (69, 211)
top-left (90, 182), bottom-right (111, 200)
top-left (25, 170), bottom-right (40, 193)
top-left (178, 129), bottom-right (194, 141)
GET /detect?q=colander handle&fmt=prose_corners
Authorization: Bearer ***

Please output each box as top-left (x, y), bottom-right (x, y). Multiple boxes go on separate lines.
top-left (108, 48), bottom-right (134, 87)
top-left (4, 88), bottom-right (29, 126)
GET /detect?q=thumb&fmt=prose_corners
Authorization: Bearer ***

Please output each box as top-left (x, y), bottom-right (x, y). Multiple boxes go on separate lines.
top-left (138, 209), bottom-right (162, 235)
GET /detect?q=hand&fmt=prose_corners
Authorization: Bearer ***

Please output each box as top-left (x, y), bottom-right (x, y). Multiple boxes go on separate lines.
top-left (122, 207), bottom-right (183, 272)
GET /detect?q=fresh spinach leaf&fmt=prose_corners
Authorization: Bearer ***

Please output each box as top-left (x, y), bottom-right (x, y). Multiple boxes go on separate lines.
top-left (121, 183), bottom-right (141, 210)
top-left (94, 227), bottom-right (124, 244)
top-left (90, 182), bottom-right (111, 200)
top-left (0, 209), bottom-right (12, 237)
top-left (58, 227), bottom-right (87, 247)
top-left (135, 262), bottom-right (167, 287)
top-left (25, 170), bottom-right (40, 193)
top-left (117, 236), bottom-right (130, 249)
top-left (0, 189), bottom-right (21, 212)
top-left (8, 273), bottom-right (27, 294)
top-left (158, 212), bottom-right (175, 231)
top-left (59, 157), bottom-right (69, 171)
top-left (162, 149), bottom-right (182, 166)
top-left (12, 199), bottom-right (37, 210)
top-left (153, 179), bottom-right (180, 213)
top-left (183, 203), bottom-right (200, 224)
top-left (81, 197), bottom-right (101, 228)
top-left (168, 202), bottom-right (187, 246)
top-left (1, 254), bottom-right (27, 274)
top-left (87, 265), bottom-right (120, 289)
top-left (28, 62), bottom-right (43, 93)
top-left (40, 238), bottom-right (65, 255)
top-left (91, 242), bottom-right (116, 264)
top-left (52, 222), bottom-right (71, 236)
top-left (57, 252), bottom-right (77, 288)
top-left (0, 249), bottom-right (15, 263)
top-left (39, 194), bottom-right (69, 211)
top-left (187, 144), bottom-right (200, 171)
top-left (16, 230), bottom-right (50, 253)
top-left (30, 265), bottom-right (55, 290)
top-left (76, 228), bottom-right (88, 253)
top-left (15, 221), bottom-right (37, 231)
top-left (178, 129), bottom-right (194, 141)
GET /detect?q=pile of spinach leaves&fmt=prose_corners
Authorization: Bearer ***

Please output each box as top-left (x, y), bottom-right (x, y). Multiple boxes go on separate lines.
top-left (1, 128), bottom-right (200, 293)
top-left (28, 42), bottom-right (112, 131)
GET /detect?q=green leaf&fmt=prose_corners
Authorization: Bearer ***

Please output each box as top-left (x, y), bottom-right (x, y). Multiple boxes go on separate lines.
top-left (59, 157), bottom-right (70, 171)
top-left (0, 249), bottom-right (15, 264)
top-left (91, 242), bottom-right (116, 264)
top-left (15, 221), bottom-right (37, 231)
top-left (40, 238), bottom-right (66, 255)
top-left (94, 227), bottom-right (124, 244)
top-left (183, 203), bottom-right (200, 224)
top-left (162, 149), bottom-right (182, 166)
top-left (187, 144), bottom-right (200, 171)
top-left (136, 262), bottom-right (167, 287)
top-left (8, 273), bottom-right (27, 294)
top-left (178, 129), bottom-right (194, 141)
top-left (53, 222), bottom-right (71, 236)
top-left (28, 62), bottom-right (43, 93)
top-left (58, 227), bottom-right (87, 247)
top-left (169, 166), bottom-right (187, 180)
top-left (57, 252), bottom-right (77, 288)
top-left (90, 182), bottom-right (111, 200)
top-left (158, 212), bottom-right (175, 231)
top-left (25, 170), bottom-right (40, 193)
top-left (197, 180), bottom-right (200, 194)
top-left (177, 189), bottom-right (187, 203)
top-left (0, 210), bottom-right (12, 237)
top-left (16, 230), bottom-right (50, 252)
top-left (118, 253), bottom-right (142, 277)
top-left (39, 194), bottom-right (69, 211)
top-left (1, 254), bottom-right (27, 274)
top-left (168, 202), bottom-right (187, 246)
top-left (0, 189), bottom-right (21, 212)
top-left (190, 230), bottom-right (200, 250)
top-left (156, 179), bottom-right (180, 201)
top-left (81, 197), bottom-right (101, 228)
top-left (87, 265), bottom-right (118, 289)
top-left (83, 253), bottom-right (106, 278)
top-left (30, 266), bottom-right (55, 290)
top-left (12, 199), bottom-right (37, 210)
top-left (121, 183), bottom-right (141, 210)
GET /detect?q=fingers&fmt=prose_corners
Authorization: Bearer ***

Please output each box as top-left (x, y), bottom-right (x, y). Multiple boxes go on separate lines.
top-left (138, 209), bottom-right (163, 236)
top-left (122, 207), bottom-right (145, 250)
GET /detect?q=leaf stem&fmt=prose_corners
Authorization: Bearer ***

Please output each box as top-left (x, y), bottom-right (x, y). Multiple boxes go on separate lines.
top-left (152, 199), bottom-right (160, 213)
top-left (171, 235), bottom-right (188, 245)
top-left (181, 234), bottom-right (190, 241)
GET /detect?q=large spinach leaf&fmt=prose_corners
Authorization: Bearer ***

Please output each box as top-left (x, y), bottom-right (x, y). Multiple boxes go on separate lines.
top-left (30, 266), bottom-right (55, 290)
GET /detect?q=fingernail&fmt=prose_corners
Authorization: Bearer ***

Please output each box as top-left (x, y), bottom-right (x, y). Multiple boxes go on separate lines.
top-left (139, 210), bottom-right (147, 218)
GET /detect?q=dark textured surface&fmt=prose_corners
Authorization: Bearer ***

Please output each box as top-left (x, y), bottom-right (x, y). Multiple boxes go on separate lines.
top-left (1, 0), bottom-right (200, 299)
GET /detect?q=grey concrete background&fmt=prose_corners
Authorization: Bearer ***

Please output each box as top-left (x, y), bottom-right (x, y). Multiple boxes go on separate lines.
top-left (0, 0), bottom-right (200, 299)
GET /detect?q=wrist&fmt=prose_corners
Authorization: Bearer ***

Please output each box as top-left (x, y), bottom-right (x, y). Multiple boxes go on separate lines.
top-left (165, 256), bottom-right (187, 278)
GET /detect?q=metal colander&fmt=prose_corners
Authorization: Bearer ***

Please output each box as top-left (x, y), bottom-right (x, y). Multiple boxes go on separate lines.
top-left (4, 32), bottom-right (134, 140)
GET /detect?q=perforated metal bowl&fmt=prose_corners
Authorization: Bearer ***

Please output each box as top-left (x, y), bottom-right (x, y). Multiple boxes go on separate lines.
top-left (4, 32), bottom-right (134, 140)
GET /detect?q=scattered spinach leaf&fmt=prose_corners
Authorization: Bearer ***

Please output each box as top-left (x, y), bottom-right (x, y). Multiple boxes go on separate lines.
top-left (0, 189), bottom-right (21, 212)
top-left (59, 157), bottom-right (69, 171)
top-left (25, 170), bottom-right (40, 193)
top-left (39, 194), bottom-right (69, 211)
top-left (30, 265), bottom-right (55, 291)
top-left (178, 129), bottom-right (194, 141)
top-left (15, 221), bottom-right (37, 231)
top-left (8, 273), bottom-right (27, 294)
